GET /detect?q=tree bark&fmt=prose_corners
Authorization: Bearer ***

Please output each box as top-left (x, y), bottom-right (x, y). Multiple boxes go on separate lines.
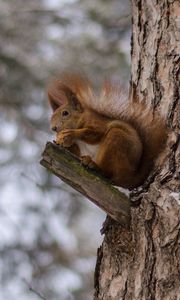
top-left (94, 1), bottom-right (180, 299)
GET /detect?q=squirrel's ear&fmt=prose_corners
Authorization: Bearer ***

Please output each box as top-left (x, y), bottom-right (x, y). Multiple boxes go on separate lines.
top-left (68, 90), bottom-right (83, 112)
top-left (47, 83), bottom-right (69, 111)
top-left (48, 93), bottom-right (60, 111)
top-left (47, 76), bottom-right (84, 112)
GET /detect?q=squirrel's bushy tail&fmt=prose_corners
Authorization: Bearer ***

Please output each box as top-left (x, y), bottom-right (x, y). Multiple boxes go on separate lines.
top-left (125, 103), bottom-right (167, 188)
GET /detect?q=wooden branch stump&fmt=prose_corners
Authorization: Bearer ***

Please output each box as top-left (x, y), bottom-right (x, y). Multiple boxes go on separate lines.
top-left (40, 142), bottom-right (131, 228)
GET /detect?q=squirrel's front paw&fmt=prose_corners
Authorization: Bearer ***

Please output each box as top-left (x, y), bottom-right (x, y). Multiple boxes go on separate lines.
top-left (56, 130), bottom-right (74, 147)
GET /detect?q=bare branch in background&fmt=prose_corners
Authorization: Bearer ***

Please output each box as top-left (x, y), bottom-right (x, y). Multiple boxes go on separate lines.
top-left (23, 279), bottom-right (48, 300)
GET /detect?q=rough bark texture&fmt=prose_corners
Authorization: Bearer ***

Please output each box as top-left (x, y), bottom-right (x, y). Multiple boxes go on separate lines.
top-left (94, 1), bottom-right (180, 299)
top-left (40, 142), bottom-right (130, 227)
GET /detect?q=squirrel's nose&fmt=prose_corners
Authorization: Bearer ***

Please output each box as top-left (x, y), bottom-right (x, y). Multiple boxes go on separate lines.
top-left (51, 126), bottom-right (57, 132)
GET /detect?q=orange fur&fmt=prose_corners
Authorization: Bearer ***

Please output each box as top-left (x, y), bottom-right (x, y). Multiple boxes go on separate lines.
top-left (47, 74), bottom-right (167, 189)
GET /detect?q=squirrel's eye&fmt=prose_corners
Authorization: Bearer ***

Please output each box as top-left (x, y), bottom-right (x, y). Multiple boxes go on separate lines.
top-left (62, 110), bottom-right (69, 117)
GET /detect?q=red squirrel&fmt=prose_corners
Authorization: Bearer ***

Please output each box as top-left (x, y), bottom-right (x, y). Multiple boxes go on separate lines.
top-left (47, 74), bottom-right (167, 189)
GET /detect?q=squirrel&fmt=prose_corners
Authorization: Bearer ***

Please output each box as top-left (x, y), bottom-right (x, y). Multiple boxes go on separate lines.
top-left (47, 74), bottom-right (167, 190)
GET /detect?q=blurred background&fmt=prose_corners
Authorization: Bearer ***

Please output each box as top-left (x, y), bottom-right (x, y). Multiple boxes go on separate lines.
top-left (0, 0), bottom-right (131, 299)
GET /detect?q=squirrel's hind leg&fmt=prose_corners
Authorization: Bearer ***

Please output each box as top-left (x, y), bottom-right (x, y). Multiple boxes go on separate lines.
top-left (96, 127), bottom-right (142, 189)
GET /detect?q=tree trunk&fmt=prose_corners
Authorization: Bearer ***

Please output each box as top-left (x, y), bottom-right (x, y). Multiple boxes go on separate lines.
top-left (94, 1), bottom-right (180, 299)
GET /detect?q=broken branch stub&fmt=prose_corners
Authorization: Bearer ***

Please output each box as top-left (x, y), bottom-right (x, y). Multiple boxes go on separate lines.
top-left (40, 142), bottom-right (131, 228)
